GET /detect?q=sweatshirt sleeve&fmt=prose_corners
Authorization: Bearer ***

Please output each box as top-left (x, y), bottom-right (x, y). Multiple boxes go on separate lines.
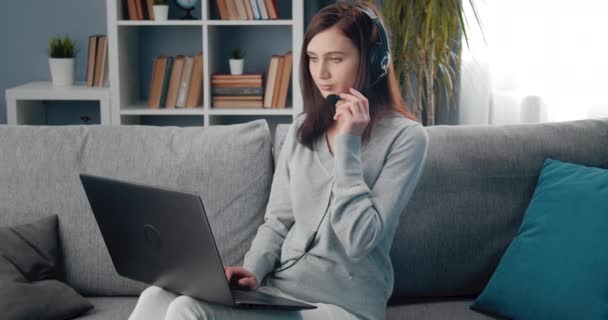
top-left (242, 120), bottom-right (298, 283)
top-left (330, 123), bottom-right (428, 260)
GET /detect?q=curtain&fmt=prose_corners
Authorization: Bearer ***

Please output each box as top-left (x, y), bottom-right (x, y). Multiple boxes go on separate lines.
top-left (458, 0), bottom-right (608, 125)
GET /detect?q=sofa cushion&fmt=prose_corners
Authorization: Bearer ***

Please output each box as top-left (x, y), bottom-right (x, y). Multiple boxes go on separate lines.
top-left (75, 297), bottom-right (138, 319)
top-left (471, 158), bottom-right (608, 320)
top-left (0, 215), bottom-right (94, 320)
top-left (386, 298), bottom-right (503, 320)
top-left (0, 120), bottom-right (274, 296)
top-left (278, 117), bottom-right (608, 299)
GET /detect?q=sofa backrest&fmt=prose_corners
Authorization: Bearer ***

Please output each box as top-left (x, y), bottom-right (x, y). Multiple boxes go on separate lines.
top-left (276, 117), bottom-right (608, 299)
top-left (0, 120), bottom-right (274, 296)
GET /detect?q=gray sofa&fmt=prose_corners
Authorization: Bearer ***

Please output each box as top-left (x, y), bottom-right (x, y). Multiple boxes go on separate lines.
top-left (1, 117), bottom-right (607, 320)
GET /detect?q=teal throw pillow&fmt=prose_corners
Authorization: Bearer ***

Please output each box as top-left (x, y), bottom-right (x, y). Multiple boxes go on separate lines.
top-left (471, 158), bottom-right (608, 320)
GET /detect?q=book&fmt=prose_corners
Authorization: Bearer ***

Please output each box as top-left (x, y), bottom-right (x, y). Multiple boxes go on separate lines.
top-left (176, 56), bottom-right (194, 108)
top-left (211, 79), bottom-right (263, 86)
top-left (263, 0), bottom-right (277, 19)
top-left (256, 0), bottom-right (268, 20)
top-left (165, 55), bottom-right (185, 108)
top-left (211, 76), bottom-right (263, 86)
top-left (234, 0), bottom-right (247, 20)
top-left (276, 51), bottom-right (292, 109)
top-left (212, 87), bottom-right (264, 96)
top-left (93, 36), bottom-right (108, 87)
top-left (159, 56), bottom-right (174, 107)
top-left (249, 0), bottom-right (261, 20)
top-left (185, 52), bottom-right (204, 108)
top-left (86, 35), bottom-right (98, 87)
top-left (134, 0), bottom-right (144, 20)
top-left (243, 0), bottom-right (253, 20)
top-left (213, 99), bottom-right (264, 108)
top-left (148, 55), bottom-right (168, 108)
top-left (145, 0), bottom-right (155, 20)
top-left (271, 0), bottom-right (280, 18)
top-left (213, 95), bottom-right (263, 100)
top-left (271, 55), bottom-right (284, 108)
top-left (216, 0), bottom-right (228, 20)
top-left (211, 73), bottom-right (262, 79)
top-left (127, 0), bottom-right (138, 20)
top-left (225, 0), bottom-right (237, 20)
top-left (263, 55), bottom-right (279, 108)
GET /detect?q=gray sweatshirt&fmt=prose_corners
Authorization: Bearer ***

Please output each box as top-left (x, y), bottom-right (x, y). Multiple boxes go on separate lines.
top-left (243, 112), bottom-right (429, 320)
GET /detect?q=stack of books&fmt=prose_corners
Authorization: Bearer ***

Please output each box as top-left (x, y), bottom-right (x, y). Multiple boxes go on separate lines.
top-left (148, 52), bottom-right (203, 109)
top-left (86, 35), bottom-right (108, 87)
top-left (215, 0), bottom-right (280, 20)
top-left (212, 74), bottom-right (264, 108)
top-left (211, 50), bottom-right (292, 109)
top-left (124, 0), bottom-right (156, 20)
top-left (263, 51), bottom-right (292, 109)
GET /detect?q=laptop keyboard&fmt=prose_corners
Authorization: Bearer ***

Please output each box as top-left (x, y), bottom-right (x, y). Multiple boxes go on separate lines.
top-left (231, 289), bottom-right (279, 303)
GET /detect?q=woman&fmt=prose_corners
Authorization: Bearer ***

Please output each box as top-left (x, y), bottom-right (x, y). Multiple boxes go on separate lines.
top-left (129, 1), bottom-right (428, 319)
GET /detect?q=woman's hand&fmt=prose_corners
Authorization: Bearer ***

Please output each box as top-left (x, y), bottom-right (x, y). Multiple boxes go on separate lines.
top-left (333, 88), bottom-right (370, 136)
top-left (224, 266), bottom-right (258, 290)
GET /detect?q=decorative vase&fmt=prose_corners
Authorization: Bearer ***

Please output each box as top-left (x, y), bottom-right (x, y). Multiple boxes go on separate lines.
top-left (229, 59), bottom-right (244, 75)
top-left (49, 58), bottom-right (75, 86)
top-left (153, 5), bottom-right (169, 21)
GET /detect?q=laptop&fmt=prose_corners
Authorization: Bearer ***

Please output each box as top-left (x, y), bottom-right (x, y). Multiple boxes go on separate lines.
top-left (79, 173), bottom-right (316, 311)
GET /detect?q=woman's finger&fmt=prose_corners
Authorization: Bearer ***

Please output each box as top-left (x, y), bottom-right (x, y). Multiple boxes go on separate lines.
top-left (338, 92), bottom-right (361, 103)
top-left (348, 88), bottom-right (368, 102)
top-left (345, 102), bottom-right (362, 119)
top-left (347, 88), bottom-right (369, 118)
top-left (239, 277), bottom-right (256, 290)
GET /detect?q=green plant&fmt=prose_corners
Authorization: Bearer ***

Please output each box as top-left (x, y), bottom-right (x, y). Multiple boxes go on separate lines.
top-left (48, 34), bottom-right (79, 58)
top-left (376, 0), bottom-right (484, 125)
top-left (231, 48), bottom-right (245, 60)
top-left (153, 0), bottom-right (168, 5)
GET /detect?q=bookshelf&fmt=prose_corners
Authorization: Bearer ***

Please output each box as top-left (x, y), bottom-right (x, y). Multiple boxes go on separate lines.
top-left (106, 0), bottom-right (304, 128)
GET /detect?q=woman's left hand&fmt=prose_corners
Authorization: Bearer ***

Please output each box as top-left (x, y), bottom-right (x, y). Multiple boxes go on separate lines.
top-left (334, 88), bottom-right (370, 136)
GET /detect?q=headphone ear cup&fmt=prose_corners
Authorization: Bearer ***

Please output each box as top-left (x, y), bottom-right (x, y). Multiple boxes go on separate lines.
top-left (368, 44), bottom-right (382, 83)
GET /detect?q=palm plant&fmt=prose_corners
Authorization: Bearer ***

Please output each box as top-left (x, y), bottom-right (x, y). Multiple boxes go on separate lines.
top-left (375, 0), bottom-right (483, 125)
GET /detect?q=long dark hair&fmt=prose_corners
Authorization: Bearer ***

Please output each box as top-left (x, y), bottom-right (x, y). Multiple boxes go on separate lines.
top-left (297, 1), bottom-right (416, 150)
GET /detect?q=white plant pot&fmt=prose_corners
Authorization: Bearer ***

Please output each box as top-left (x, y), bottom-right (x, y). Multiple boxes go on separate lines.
top-left (154, 5), bottom-right (169, 21)
top-left (49, 58), bottom-right (75, 86)
top-left (229, 59), bottom-right (244, 75)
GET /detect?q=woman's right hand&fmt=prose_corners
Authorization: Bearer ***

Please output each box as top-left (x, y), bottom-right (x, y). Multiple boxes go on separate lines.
top-left (224, 266), bottom-right (258, 290)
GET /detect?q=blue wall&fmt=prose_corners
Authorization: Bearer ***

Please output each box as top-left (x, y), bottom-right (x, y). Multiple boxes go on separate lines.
top-left (0, 0), bottom-right (332, 125)
top-left (0, 0), bottom-right (107, 125)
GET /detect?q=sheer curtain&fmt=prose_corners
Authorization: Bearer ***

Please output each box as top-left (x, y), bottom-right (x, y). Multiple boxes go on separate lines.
top-left (458, 0), bottom-right (608, 125)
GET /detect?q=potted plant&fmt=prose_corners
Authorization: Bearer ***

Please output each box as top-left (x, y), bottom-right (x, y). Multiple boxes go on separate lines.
top-left (48, 34), bottom-right (79, 86)
top-left (153, 0), bottom-right (169, 21)
top-left (229, 48), bottom-right (245, 75)
top-left (379, 0), bottom-right (484, 125)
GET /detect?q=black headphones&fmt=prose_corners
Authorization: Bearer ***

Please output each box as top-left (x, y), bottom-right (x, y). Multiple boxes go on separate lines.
top-left (344, 0), bottom-right (391, 88)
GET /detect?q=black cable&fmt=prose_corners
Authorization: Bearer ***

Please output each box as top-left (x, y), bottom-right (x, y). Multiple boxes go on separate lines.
top-left (270, 182), bottom-right (334, 274)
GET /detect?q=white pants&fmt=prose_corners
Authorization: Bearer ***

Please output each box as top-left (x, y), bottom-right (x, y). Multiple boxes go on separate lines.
top-left (128, 285), bottom-right (359, 320)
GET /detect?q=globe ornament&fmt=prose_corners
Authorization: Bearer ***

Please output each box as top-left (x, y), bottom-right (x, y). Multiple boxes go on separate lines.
top-left (174, 0), bottom-right (199, 20)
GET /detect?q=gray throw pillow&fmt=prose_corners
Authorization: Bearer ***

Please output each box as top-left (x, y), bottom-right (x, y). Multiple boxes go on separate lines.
top-left (0, 215), bottom-right (94, 320)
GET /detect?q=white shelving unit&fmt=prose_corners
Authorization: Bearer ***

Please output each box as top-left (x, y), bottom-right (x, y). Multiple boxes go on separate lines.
top-left (106, 0), bottom-right (304, 127)
top-left (5, 81), bottom-right (111, 125)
